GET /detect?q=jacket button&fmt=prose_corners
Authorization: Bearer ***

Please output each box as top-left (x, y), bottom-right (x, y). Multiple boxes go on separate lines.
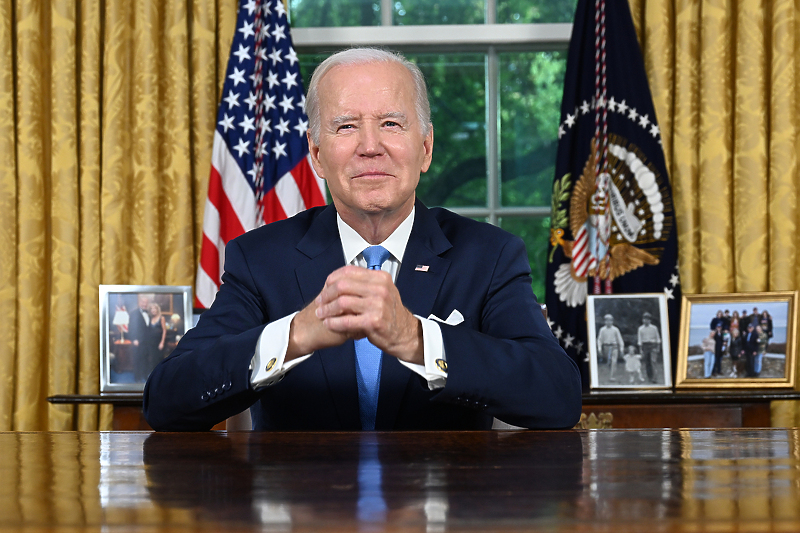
top-left (201, 393), bottom-right (209, 401)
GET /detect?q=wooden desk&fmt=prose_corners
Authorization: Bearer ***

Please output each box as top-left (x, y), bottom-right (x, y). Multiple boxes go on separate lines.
top-left (0, 429), bottom-right (798, 531)
top-left (49, 390), bottom-right (800, 430)
top-left (580, 389), bottom-right (800, 428)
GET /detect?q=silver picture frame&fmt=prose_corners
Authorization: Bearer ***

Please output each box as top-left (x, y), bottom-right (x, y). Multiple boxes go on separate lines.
top-left (99, 285), bottom-right (193, 393)
top-left (586, 292), bottom-right (672, 390)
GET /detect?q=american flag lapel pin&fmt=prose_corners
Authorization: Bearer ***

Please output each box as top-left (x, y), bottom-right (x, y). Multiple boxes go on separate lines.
top-left (415, 265), bottom-right (429, 272)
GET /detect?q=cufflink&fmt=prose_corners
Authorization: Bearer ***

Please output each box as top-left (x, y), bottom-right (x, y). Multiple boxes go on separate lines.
top-left (435, 358), bottom-right (447, 372)
top-left (266, 358), bottom-right (277, 372)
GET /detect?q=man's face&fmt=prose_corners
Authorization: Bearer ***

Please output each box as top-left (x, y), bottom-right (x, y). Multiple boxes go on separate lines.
top-left (308, 61), bottom-right (433, 222)
top-left (138, 295), bottom-right (150, 309)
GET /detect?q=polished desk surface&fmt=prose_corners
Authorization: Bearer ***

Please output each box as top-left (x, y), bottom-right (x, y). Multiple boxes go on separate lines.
top-left (1, 429), bottom-right (799, 532)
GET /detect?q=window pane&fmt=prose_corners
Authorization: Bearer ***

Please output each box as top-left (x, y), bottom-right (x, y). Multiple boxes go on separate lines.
top-left (298, 52), bottom-right (486, 208)
top-left (498, 217), bottom-right (550, 301)
top-left (499, 50), bottom-right (567, 208)
top-left (393, 0), bottom-right (484, 25)
top-left (496, 0), bottom-right (577, 24)
top-left (289, 0), bottom-right (380, 27)
top-left (408, 53), bottom-right (486, 208)
top-left (298, 53), bottom-right (327, 91)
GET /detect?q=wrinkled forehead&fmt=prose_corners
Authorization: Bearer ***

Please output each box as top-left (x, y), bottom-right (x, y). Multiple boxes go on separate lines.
top-left (319, 62), bottom-right (415, 106)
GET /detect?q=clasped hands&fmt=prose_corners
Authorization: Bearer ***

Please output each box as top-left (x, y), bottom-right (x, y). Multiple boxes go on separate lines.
top-left (287, 265), bottom-right (424, 365)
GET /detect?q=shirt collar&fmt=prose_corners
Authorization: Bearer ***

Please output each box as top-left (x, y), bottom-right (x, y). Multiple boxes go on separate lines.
top-left (337, 207), bottom-right (415, 265)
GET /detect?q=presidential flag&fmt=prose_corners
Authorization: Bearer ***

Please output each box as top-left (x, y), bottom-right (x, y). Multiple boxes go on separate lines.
top-left (196, 0), bottom-right (326, 308)
top-left (545, 0), bottom-right (681, 388)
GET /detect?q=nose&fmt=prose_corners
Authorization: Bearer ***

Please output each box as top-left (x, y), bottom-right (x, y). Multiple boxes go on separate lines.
top-left (356, 122), bottom-right (385, 157)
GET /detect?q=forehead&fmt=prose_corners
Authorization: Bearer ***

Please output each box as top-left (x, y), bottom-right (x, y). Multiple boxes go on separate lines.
top-left (317, 61), bottom-right (416, 114)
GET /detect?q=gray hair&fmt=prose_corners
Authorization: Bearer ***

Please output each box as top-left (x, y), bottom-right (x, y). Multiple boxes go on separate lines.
top-left (305, 48), bottom-right (432, 145)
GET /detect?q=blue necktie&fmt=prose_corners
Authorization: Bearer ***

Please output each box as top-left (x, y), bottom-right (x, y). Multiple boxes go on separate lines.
top-left (355, 245), bottom-right (391, 430)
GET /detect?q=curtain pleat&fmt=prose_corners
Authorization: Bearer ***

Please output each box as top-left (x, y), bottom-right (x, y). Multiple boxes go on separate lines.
top-left (768, 1), bottom-right (798, 292)
top-left (15, 0), bottom-right (50, 430)
top-left (76, 0), bottom-right (104, 431)
top-left (49, 0), bottom-right (80, 431)
top-left (0, 0), bottom-right (19, 431)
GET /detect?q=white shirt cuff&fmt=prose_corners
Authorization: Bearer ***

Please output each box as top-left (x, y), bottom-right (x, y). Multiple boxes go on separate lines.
top-left (249, 312), bottom-right (312, 389)
top-left (398, 316), bottom-right (447, 390)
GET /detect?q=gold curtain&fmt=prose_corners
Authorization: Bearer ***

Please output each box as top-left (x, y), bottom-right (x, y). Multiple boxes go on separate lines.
top-left (629, 0), bottom-right (800, 425)
top-left (0, 0), bottom-right (238, 430)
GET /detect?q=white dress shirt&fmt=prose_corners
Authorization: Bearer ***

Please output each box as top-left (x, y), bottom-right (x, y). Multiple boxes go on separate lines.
top-left (249, 207), bottom-right (448, 389)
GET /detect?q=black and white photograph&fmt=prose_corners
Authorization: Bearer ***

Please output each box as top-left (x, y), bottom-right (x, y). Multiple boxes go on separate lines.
top-left (99, 285), bottom-right (193, 392)
top-left (587, 293), bottom-right (672, 390)
top-left (676, 292), bottom-right (798, 389)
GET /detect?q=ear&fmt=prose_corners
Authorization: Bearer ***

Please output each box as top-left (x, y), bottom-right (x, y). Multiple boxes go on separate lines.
top-left (419, 124), bottom-right (434, 174)
top-left (307, 131), bottom-right (326, 179)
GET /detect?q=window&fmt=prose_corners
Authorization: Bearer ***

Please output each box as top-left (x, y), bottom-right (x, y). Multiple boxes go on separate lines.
top-left (291, 0), bottom-right (576, 299)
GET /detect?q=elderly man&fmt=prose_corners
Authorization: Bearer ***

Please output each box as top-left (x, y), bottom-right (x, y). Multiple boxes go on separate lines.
top-left (637, 312), bottom-right (661, 383)
top-left (143, 48), bottom-right (582, 431)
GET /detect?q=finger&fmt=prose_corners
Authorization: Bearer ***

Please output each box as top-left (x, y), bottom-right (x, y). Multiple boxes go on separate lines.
top-left (316, 271), bottom-right (392, 310)
top-left (321, 266), bottom-right (392, 296)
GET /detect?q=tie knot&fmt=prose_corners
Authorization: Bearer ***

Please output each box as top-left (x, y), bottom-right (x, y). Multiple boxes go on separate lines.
top-left (362, 245), bottom-right (391, 270)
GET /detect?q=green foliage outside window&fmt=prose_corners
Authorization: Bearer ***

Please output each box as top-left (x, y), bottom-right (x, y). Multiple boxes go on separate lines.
top-left (500, 51), bottom-right (567, 208)
top-left (289, 0), bottom-right (380, 26)
top-left (289, 0), bottom-right (577, 26)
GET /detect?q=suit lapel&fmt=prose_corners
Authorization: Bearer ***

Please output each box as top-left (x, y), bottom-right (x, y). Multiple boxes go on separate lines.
top-left (294, 205), bottom-right (361, 429)
top-left (377, 201), bottom-right (452, 429)
top-left (295, 204), bottom-right (344, 303)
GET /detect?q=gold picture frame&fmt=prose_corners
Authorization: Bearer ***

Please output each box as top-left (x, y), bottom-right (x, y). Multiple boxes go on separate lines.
top-left (675, 291), bottom-right (798, 389)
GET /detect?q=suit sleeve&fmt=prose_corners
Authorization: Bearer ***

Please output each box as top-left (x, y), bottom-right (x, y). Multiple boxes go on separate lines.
top-left (143, 239), bottom-right (271, 431)
top-left (430, 236), bottom-right (582, 429)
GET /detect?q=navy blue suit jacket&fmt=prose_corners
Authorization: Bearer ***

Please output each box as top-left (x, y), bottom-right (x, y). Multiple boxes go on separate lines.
top-left (143, 201), bottom-right (582, 431)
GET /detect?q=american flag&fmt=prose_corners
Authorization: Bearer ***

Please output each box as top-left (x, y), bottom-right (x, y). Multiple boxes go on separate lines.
top-left (195, 0), bottom-right (326, 308)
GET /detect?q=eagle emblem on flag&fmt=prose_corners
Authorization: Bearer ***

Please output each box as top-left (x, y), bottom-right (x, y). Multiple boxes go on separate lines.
top-left (550, 132), bottom-right (673, 308)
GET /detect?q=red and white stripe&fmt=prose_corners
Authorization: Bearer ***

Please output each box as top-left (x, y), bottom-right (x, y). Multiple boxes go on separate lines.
top-left (195, 131), bottom-right (326, 309)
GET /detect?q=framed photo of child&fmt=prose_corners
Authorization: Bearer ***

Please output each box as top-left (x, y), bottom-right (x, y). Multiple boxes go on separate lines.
top-left (586, 293), bottom-right (672, 390)
top-left (675, 291), bottom-right (798, 389)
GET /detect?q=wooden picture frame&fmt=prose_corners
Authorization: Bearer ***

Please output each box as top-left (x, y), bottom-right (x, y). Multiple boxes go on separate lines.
top-left (586, 293), bottom-right (672, 390)
top-left (99, 285), bottom-right (193, 393)
top-left (675, 291), bottom-right (798, 389)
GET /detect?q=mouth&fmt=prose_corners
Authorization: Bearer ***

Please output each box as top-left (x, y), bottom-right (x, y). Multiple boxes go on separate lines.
top-left (352, 171), bottom-right (393, 179)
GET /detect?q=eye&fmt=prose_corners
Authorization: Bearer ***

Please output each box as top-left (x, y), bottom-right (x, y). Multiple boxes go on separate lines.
top-left (383, 120), bottom-right (400, 128)
top-left (336, 124), bottom-right (354, 132)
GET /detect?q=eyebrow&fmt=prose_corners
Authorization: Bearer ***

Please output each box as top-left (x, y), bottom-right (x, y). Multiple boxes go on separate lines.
top-left (331, 114), bottom-right (358, 126)
top-left (330, 112), bottom-right (408, 126)
top-left (378, 111), bottom-right (408, 122)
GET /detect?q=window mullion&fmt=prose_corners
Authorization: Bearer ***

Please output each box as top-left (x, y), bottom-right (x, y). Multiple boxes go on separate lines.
top-left (486, 46), bottom-right (499, 226)
top-left (381, 0), bottom-right (392, 26)
top-left (485, 0), bottom-right (496, 24)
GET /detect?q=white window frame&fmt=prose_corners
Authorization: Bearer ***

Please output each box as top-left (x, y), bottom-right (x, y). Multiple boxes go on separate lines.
top-left (293, 21), bottom-right (572, 224)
